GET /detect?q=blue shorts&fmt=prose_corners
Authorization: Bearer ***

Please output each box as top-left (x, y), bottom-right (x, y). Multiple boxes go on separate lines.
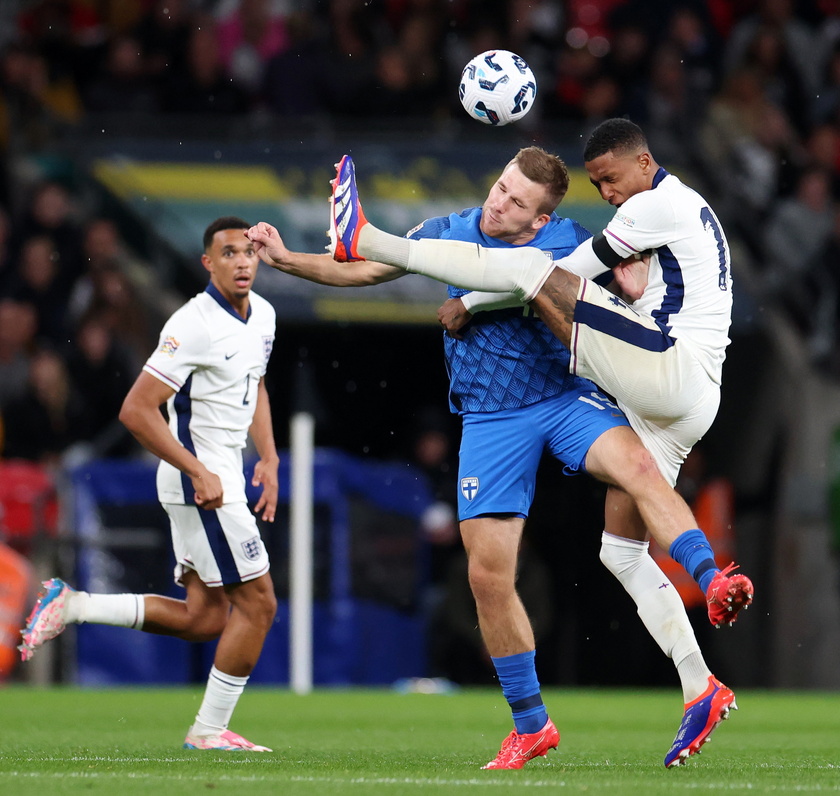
top-left (457, 385), bottom-right (630, 521)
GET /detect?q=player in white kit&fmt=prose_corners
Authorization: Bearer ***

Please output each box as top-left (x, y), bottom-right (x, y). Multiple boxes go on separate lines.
top-left (329, 119), bottom-right (754, 766)
top-left (20, 217), bottom-right (279, 752)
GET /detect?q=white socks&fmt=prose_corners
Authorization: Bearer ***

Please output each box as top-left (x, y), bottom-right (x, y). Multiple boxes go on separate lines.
top-left (65, 591), bottom-right (145, 629)
top-left (192, 665), bottom-right (249, 735)
top-left (599, 532), bottom-right (711, 703)
top-left (358, 225), bottom-right (555, 301)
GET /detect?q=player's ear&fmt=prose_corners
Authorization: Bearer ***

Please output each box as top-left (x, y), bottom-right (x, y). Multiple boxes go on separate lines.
top-left (638, 152), bottom-right (652, 172)
top-left (200, 253), bottom-right (213, 274)
top-left (533, 213), bottom-right (551, 230)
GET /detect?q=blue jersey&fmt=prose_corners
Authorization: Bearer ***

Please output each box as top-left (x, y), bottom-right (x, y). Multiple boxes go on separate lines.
top-left (407, 207), bottom-right (591, 413)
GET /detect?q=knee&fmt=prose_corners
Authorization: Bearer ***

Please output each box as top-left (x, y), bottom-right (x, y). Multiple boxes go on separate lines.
top-left (467, 558), bottom-right (513, 605)
top-left (618, 446), bottom-right (666, 492)
top-left (256, 589), bottom-right (278, 633)
top-left (190, 605), bottom-right (229, 642)
top-left (237, 580), bottom-right (277, 634)
top-left (599, 533), bottom-right (647, 577)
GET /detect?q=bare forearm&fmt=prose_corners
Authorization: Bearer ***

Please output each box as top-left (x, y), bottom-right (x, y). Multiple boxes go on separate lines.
top-left (268, 250), bottom-right (401, 287)
top-left (120, 403), bottom-right (204, 478)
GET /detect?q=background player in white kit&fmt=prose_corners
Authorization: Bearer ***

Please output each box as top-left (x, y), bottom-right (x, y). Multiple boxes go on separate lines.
top-left (20, 217), bottom-right (280, 752)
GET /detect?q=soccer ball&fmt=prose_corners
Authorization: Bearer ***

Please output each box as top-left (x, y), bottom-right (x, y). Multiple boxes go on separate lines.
top-left (459, 50), bottom-right (537, 126)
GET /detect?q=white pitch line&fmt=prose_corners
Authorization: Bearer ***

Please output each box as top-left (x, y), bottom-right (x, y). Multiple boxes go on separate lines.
top-left (1, 771), bottom-right (840, 791)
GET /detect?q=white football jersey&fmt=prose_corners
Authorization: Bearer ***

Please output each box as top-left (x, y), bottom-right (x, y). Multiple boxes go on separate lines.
top-left (561, 168), bottom-right (733, 382)
top-left (143, 283), bottom-right (276, 504)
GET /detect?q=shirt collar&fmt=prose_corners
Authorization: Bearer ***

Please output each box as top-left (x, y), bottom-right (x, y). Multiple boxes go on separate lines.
top-left (652, 167), bottom-right (669, 189)
top-left (205, 281), bottom-right (251, 323)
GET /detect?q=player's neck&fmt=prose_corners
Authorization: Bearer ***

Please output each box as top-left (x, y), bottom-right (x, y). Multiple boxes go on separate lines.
top-left (212, 281), bottom-right (251, 319)
top-left (229, 296), bottom-right (250, 319)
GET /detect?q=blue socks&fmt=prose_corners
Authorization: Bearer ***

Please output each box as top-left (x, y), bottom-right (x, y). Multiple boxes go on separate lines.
top-left (491, 650), bottom-right (548, 734)
top-left (669, 529), bottom-right (719, 593)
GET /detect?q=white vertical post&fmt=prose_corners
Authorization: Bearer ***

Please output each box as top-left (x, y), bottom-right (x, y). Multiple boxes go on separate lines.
top-left (289, 412), bottom-right (314, 694)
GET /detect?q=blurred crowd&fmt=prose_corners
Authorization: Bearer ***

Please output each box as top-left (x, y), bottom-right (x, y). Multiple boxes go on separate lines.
top-left (0, 181), bottom-right (174, 465)
top-left (0, 0), bottom-right (840, 471)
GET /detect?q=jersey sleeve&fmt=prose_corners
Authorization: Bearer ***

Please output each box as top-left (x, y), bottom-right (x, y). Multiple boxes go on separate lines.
top-left (602, 189), bottom-right (677, 257)
top-left (461, 290), bottom-right (522, 312)
top-left (405, 215), bottom-right (450, 241)
top-left (143, 308), bottom-right (211, 391)
top-left (554, 236), bottom-right (611, 280)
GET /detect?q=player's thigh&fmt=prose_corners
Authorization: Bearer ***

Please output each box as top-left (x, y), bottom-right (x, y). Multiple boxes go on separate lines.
top-left (620, 391), bottom-right (720, 486)
top-left (163, 501), bottom-right (270, 587)
top-left (538, 383), bottom-right (631, 474)
top-left (570, 282), bottom-right (698, 419)
top-left (457, 408), bottom-right (546, 520)
top-left (225, 571), bottom-right (276, 615)
top-left (181, 568), bottom-right (229, 611)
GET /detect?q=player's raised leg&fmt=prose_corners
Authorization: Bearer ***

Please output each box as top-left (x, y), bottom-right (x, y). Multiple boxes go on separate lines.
top-left (20, 578), bottom-right (143, 661)
top-left (328, 155), bottom-right (554, 300)
top-left (19, 570), bottom-right (274, 752)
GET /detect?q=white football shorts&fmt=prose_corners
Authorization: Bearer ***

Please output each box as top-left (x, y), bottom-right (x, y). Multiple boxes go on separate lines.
top-left (569, 279), bottom-right (721, 485)
top-left (163, 501), bottom-right (270, 587)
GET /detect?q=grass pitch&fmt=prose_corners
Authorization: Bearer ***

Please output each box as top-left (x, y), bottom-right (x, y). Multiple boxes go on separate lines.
top-left (1, 686), bottom-right (838, 795)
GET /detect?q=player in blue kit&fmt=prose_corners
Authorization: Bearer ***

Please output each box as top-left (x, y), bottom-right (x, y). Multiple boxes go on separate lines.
top-left (247, 146), bottom-right (735, 768)
top-left (20, 217), bottom-right (279, 751)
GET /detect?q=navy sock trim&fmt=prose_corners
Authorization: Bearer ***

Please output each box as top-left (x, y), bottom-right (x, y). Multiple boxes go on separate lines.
top-left (693, 559), bottom-right (717, 582)
top-left (669, 529), bottom-right (719, 591)
top-left (510, 693), bottom-right (544, 713)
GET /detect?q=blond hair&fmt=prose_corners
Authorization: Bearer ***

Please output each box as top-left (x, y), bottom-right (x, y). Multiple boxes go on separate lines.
top-left (510, 146), bottom-right (570, 214)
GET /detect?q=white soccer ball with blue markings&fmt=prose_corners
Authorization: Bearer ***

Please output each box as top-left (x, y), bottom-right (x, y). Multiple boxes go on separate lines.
top-left (459, 50), bottom-right (537, 126)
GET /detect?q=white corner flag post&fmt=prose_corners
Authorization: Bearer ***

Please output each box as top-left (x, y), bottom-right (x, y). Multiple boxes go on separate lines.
top-left (289, 412), bottom-right (315, 694)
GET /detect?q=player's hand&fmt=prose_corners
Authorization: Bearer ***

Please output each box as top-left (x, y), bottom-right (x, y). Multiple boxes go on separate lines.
top-left (246, 222), bottom-right (289, 268)
top-left (191, 468), bottom-right (224, 510)
top-left (251, 455), bottom-right (279, 522)
top-left (613, 252), bottom-right (651, 302)
top-left (437, 297), bottom-right (472, 339)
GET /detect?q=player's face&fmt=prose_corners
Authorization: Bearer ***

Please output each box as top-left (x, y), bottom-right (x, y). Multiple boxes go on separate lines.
top-left (202, 228), bottom-right (260, 308)
top-left (480, 164), bottom-right (551, 244)
top-left (585, 150), bottom-right (654, 207)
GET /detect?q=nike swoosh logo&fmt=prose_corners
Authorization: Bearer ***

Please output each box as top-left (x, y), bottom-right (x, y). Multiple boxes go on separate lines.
top-left (225, 352), bottom-right (238, 360)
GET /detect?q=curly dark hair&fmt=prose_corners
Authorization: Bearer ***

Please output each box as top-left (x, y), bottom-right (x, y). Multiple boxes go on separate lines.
top-left (583, 118), bottom-right (648, 162)
top-left (203, 216), bottom-right (251, 251)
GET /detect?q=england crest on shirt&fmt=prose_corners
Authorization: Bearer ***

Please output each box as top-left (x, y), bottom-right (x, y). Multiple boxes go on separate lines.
top-left (242, 536), bottom-right (262, 561)
top-left (263, 336), bottom-right (274, 363)
top-left (461, 476), bottom-right (479, 501)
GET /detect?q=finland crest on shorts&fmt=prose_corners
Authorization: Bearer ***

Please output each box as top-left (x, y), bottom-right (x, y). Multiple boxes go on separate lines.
top-left (242, 536), bottom-right (263, 561)
top-left (461, 477), bottom-right (480, 501)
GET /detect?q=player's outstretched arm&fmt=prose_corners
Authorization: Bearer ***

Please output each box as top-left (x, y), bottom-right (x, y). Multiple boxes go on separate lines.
top-left (330, 156), bottom-right (554, 299)
top-left (119, 371), bottom-right (224, 509)
top-left (249, 377), bottom-right (279, 523)
top-left (247, 221), bottom-right (403, 287)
